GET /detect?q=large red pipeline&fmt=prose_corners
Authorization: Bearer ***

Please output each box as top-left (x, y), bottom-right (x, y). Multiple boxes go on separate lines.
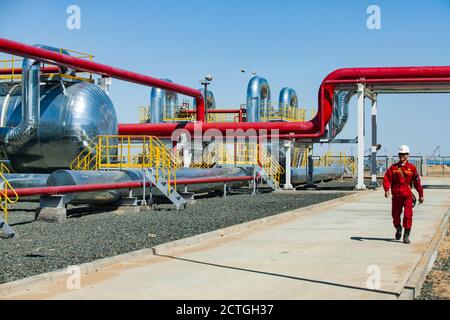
top-left (5, 176), bottom-right (254, 198)
top-left (119, 66), bottom-right (450, 139)
top-left (0, 37), bottom-right (206, 122)
top-left (2, 38), bottom-right (450, 140)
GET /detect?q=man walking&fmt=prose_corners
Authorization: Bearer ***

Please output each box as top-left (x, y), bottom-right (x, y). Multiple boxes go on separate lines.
top-left (383, 145), bottom-right (424, 244)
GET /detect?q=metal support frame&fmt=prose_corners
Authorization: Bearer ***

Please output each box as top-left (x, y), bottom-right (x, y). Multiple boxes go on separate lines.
top-left (283, 140), bottom-right (293, 190)
top-left (180, 133), bottom-right (192, 167)
top-left (39, 195), bottom-right (66, 208)
top-left (97, 76), bottom-right (112, 95)
top-left (0, 215), bottom-right (15, 238)
top-left (305, 145), bottom-right (316, 188)
top-left (369, 93), bottom-right (379, 189)
top-left (356, 84), bottom-right (378, 190)
top-left (356, 84), bottom-right (366, 190)
top-left (252, 166), bottom-right (257, 195)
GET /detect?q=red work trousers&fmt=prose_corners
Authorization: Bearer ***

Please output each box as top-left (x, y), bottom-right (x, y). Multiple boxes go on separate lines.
top-left (391, 195), bottom-right (413, 230)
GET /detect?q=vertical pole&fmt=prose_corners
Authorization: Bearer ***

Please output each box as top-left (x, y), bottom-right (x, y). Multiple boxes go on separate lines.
top-left (356, 84), bottom-right (366, 190)
top-left (181, 133), bottom-right (191, 168)
top-left (142, 169), bottom-right (147, 205)
top-left (204, 83), bottom-right (208, 122)
top-left (252, 166), bottom-right (257, 195)
top-left (283, 140), bottom-right (293, 190)
top-left (370, 95), bottom-right (379, 188)
top-left (223, 183), bottom-right (227, 198)
top-left (306, 145), bottom-right (316, 188)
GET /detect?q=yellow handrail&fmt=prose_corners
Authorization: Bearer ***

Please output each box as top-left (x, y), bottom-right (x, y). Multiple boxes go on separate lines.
top-left (70, 135), bottom-right (180, 192)
top-left (0, 48), bottom-right (94, 82)
top-left (0, 163), bottom-right (18, 223)
top-left (191, 142), bottom-right (284, 186)
top-left (256, 144), bottom-right (285, 187)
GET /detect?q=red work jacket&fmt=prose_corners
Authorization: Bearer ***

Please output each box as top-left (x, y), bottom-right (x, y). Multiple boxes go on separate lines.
top-left (383, 161), bottom-right (424, 198)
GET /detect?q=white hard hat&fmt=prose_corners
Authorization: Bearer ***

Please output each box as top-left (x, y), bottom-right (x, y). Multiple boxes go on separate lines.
top-left (398, 145), bottom-right (410, 154)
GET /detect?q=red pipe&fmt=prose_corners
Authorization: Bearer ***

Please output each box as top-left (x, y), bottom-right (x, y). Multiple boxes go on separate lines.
top-left (184, 109), bottom-right (242, 113)
top-left (119, 66), bottom-right (450, 139)
top-left (6, 176), bottom-right (254, 198)
top-left (0, 37), bottom-right (206, 122)
top-left (3, 38), bottom-right (450, 139)
top-left (325, 77), bottom-right (450, 84)
top-left (0, 66), bottom-right (60, 75)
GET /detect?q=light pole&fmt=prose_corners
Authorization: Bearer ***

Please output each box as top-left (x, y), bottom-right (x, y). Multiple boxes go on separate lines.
top-left (200, 74), bottom-right (213, 121)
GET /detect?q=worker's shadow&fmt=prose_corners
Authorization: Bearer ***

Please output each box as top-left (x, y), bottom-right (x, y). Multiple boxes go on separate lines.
top-left (350, 236), bottom-right (399, 243)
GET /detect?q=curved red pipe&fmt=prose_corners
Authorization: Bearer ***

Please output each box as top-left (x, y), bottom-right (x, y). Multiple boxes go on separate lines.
top-left (120, 66), bottom-right (450, 139)
top-left (0, 37), bottom-right (206, 122)
top-left (2, 38), bottom-right (450, 139)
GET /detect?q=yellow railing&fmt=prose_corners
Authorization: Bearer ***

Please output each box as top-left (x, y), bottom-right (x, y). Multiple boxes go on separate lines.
top-left (191, 144), bottom-right (218, 168)
top-left (0, 48), bottom-right (94, 82)
top-left (140, 106), bottom-right (242, 124)
top-left (0, 163), bottom-right (18, 223)
top-left (191, 142), bottom-right (284, 186)
top-left (207, 113), bottom-right (240, 123)
top-left (312, 152), bottom-right (356, 176)
top-left (256, 144), bottom-right (285, 186)
top-left (70, 135), bottom-right (181, 192)
top-left (292, 146), bottom-right (305, 168)
top-left (139, 106), bottom-right (150, 123)
top-left (258, 103), bottom-right (315, 122)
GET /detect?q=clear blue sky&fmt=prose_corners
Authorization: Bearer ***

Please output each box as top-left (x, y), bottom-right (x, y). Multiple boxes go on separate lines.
top-left (1, 0), bottom-right (449, 157)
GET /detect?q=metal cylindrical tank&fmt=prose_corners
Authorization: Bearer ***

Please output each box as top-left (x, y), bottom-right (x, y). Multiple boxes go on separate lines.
top-left (246, 76), bottom-right (271, 122)
top-left (149, 78), bottom-right (178, 123)
top-left (278, 87), bottom-right (298, 111)
top-left (291, 165), bottom-right (344, 185)
top-left (0, 81), bottom-right (118, 173)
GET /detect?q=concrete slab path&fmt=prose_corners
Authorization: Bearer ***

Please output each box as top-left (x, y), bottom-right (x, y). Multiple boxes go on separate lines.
top-left (5, 178), bottom-right (450, 299)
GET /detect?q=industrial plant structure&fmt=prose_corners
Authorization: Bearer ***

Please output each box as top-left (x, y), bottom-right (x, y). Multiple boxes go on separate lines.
top-left (1, 37), bottom-right (450, 237)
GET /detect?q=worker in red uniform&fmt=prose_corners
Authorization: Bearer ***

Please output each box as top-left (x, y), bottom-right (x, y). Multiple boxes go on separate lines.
top-left (383, 145), bottom-right (424, 244)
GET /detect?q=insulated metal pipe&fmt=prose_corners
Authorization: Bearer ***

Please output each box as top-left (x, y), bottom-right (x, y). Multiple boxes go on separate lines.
top-left (0, 37), bottom-right (206, 122)
top-left (5, 175), bottom-right (254, 197)
top-left (5, 55), bottom-right (40, 150)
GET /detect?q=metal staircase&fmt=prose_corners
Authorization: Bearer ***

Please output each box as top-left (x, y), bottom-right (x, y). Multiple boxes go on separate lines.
top-left (254, 144), bottom-right (284, 190)
top-left (144, 168), bottom-right (186, 210)
top-left (71, 135), bottom-right (185, 209)
top-left (191, 141), bottom-right (284, 191)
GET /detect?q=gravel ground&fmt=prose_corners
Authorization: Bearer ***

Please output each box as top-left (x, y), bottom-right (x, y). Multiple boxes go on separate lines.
top-left (417, 223), bottom-right (450, 300)
top-left (0, 190), bottom-right (348, 284)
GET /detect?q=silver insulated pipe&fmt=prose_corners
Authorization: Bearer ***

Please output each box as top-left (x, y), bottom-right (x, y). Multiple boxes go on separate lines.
top-left (193, 88), bottom-right (215, 110)
top-left (149, 78), bottom-right (178, 123)
top-left (246, 76), bottom-right (271, 122)
top-left (279, 87), bottom-right (298, 107)
top-left (278, 87), bottom-right (298, 117)
top-left (5, 55), bottom-right (40, 152)
top-left (328, 90), bottom-right (357, 140)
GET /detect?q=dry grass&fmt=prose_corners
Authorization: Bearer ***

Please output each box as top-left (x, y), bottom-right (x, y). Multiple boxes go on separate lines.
top-left (418, 222), bottom-right (450, 300)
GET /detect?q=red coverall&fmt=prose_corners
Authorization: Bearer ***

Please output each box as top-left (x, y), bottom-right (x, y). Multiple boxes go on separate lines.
top-left (383, 161), bottom-right (424, 230)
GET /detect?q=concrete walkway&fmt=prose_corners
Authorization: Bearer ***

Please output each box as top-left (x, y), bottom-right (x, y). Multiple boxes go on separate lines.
top-left (6, 178), bottom-right (450, 299)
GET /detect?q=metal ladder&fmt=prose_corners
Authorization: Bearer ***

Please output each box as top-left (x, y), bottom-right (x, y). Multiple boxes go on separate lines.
top-left (0, 163), bottom-right (19, 238)
top-left (144, 168), bottom-right (187, 210)
top-left (254, 165), bottom-right (278, 191)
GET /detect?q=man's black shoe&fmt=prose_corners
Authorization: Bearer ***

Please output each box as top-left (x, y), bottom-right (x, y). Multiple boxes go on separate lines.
top-left (395, 226), bottom-right (402, 240)
top-left (403, 229), bottom-right (411, 244)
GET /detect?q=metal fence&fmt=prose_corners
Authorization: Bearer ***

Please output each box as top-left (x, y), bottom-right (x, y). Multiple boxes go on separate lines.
top-left (425, 156), bottom-right (450, 177)
top-left (362, 155), bottom-right (424, 177)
